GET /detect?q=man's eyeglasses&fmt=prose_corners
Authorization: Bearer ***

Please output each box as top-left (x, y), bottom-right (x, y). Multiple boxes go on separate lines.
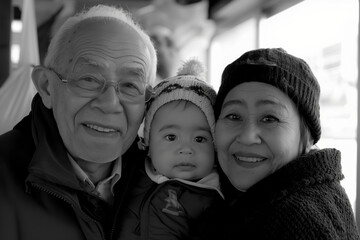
top-left (45, 67), bottom-right (153, 103)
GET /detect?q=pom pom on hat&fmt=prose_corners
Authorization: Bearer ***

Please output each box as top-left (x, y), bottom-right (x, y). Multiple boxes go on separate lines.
top-left (177, 59), bottom-right (205, 79)
top-left (143, 59), bottom-right (217, 146)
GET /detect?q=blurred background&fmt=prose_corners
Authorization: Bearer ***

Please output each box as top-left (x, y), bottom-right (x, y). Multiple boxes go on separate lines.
top-left (0, 0), bottom-right (359, 227)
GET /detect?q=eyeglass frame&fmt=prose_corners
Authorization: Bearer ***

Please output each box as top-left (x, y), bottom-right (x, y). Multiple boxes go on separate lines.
top-left (42, 66), bottom-right (154, 103)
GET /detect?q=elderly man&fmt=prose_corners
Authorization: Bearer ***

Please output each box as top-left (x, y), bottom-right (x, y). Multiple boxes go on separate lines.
top-left (0, 5), bottom-right (157, 240)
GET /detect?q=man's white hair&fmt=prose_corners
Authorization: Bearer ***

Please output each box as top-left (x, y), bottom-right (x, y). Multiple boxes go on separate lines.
top-left (44, 4), bottom-right (157, 85)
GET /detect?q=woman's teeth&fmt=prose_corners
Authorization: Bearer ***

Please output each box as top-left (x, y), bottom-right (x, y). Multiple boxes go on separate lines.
top-left (85, 124), bottom-right (117, 133)
top-left (235, 155), bottom-right (265, 163)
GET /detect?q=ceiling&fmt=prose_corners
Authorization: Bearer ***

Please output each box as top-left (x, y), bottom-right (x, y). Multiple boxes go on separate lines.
top-left (11, 0), bottom-right (233, 64)
top-left (13, 0), bottom-right (231, 25)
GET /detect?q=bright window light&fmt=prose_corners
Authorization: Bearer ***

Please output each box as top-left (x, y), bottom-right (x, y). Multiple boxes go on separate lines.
top-left (11, 44), bottom-right (20, 65)
top-left (11, 20), bottom-right (22, 33)
top-left (209, 18), bottom-right (257, 91)
top-left (259, 0), bottom-right (358, 212)
top-left (11, 20), bottom-right (22, 66)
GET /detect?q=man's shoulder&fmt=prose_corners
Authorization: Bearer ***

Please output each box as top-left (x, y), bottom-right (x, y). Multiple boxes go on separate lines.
top-left (0, 115), bottom-right (34, 169)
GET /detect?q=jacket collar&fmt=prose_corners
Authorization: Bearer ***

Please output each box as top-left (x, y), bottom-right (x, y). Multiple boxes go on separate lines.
top-left (25, 94), bottom-right (144, 195)
top-left (144, 156), bottom-right (224, 198)
top-left (26, 94), bottom-right (81, 190)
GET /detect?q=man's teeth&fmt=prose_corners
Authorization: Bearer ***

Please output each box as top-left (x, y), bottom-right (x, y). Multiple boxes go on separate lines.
top-left (235, 156), bottom-right (265, 163)
top-left (85, 124), bottom-right (117, 133)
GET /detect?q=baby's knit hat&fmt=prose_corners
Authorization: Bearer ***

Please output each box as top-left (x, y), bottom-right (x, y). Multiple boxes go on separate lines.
top-left (143, 59), bottom-right (217, 146)
top-left (214, 48), bottom-right (321, 144)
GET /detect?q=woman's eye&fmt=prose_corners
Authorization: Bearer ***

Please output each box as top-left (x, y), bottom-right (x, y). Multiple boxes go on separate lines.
top-left (194, 136), bottom-right (207, 143)
top-left (224, 114), bottom-right (241, 121)
top-left (261, 115), bottom-right (279, 123)
top-left (165, 134), bottom-right (176, 141)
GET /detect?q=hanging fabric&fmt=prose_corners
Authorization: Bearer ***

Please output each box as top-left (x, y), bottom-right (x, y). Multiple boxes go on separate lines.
top-left (0, 0), bottom-right (39, 134)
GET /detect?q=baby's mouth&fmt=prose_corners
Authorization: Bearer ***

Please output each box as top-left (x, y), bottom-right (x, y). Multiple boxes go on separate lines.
top-left (175, 162), bottom-right (195, 167)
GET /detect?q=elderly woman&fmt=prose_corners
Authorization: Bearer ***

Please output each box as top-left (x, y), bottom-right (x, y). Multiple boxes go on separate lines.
top-left (194, 48), bottom-right (359, 240)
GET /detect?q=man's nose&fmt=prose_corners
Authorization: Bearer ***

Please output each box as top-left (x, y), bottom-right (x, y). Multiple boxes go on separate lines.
top-left (92, 85), bottom-right (124, 113)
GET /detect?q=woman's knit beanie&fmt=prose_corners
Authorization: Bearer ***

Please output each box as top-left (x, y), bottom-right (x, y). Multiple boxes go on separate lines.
top-left (143, 59), bottom-right (217, 146)
top-left (214, 48), bottom-right (321, 144)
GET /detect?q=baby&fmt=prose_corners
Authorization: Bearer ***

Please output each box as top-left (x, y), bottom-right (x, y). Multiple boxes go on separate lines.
top-left (144, 59), bottom-right (218, 184)
top-left (117, 59), bottom-right (223, 240)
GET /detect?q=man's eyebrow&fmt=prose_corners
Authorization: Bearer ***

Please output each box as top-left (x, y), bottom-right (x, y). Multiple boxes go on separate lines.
top-left (122, 67), bottom-right (146, 79)
top-left (75, 58), bottom-right (146, 77)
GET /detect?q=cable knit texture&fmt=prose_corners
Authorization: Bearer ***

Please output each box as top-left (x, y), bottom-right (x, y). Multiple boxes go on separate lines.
top-left (143, 59), bottom-right (216, 146)
top-left (193, 148), bottom-right (360, 240)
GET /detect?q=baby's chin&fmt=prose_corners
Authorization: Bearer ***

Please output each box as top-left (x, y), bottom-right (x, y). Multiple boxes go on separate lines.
top-left (172, 172), bottom-right (205, 182)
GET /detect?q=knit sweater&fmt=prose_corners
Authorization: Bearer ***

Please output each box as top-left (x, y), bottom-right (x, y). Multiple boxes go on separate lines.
top-left (193, 148), bottom-right (360, 240)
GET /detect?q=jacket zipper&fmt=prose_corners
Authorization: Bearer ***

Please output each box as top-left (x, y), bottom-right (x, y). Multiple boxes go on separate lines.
top-left (109, 187), bottom-right (125, 239)
top-left (109, 148), bottom-right (147, 240)
top-left (30, 182), bottom-right (107, 240)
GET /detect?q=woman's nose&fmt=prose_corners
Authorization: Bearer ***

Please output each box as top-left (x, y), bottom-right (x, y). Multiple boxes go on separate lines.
top-left (235, 122), bottom-right (261, 145)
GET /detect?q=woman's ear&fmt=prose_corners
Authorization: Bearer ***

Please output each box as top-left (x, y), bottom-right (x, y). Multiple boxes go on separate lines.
top-left (303, 138), bottom-right (314, 154)
top-left (31, 66), bottom-right (53, 109)
top-left (307, 138), bottom-right (315, 152)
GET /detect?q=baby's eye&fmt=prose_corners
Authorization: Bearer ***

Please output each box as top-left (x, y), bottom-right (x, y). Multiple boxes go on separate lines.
top-left (194, 136), bottom-right (207, 143)
top-left (261, 115), bottom-right (279, 123)
top-left (165, 134), bottom-right (177, 141)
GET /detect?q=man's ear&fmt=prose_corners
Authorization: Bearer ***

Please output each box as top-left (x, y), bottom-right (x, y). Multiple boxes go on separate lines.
top-left (31, 66), bottom-right (53, 109)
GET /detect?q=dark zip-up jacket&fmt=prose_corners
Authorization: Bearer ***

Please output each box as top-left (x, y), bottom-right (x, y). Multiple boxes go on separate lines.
top-left (117, 160), bottom-right (224, 240)
top-left (0, 94), bottom-right (145, 240)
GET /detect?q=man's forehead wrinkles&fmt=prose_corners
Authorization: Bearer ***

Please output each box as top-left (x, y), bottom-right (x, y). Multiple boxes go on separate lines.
top-left (75, 57), bottom-right (108, 68)
top-left (70, 56), bottom-right (146, 77)
top-left (70, 44), bottom-right (148, 61)
top-left (70, 51), bottom-right (147, 67)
